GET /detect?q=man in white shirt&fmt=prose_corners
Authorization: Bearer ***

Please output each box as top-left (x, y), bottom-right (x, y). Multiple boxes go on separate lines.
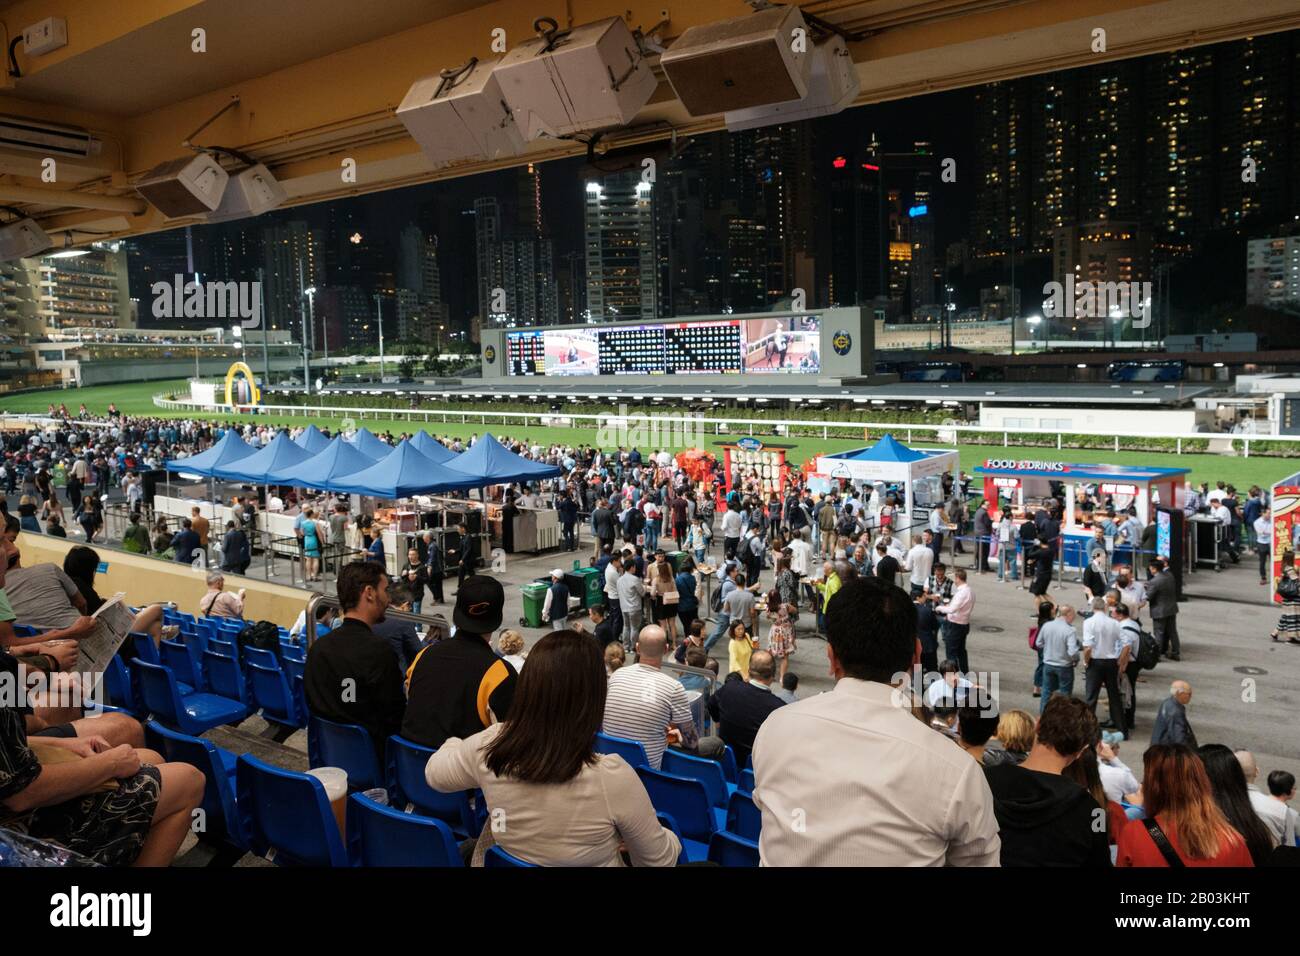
top-left (787, 527), bottom-right (814, 579)
top-left (904, 531), bottom-right (936, 598)
top-left (752, 575), bottom-right (1000, 866)
top-left (1236, 751), bottom-right (1298, 848)
top-left (935, 568), bottom-right (975, 674)
top-left (1097, 739), bottom-right (1141, 804)
top-left (720, 505), bottom-right (743, 561)
top-left (1082, 599), bottom-right (1129, 738)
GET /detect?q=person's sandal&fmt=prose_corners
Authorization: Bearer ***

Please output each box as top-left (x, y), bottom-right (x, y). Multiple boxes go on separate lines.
top-left (1272, 630), bottom-right (1280, 642)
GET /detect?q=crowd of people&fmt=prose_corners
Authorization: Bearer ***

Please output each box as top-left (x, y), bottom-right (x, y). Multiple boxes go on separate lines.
top-left (0, 404), bottom-right (1295, 868)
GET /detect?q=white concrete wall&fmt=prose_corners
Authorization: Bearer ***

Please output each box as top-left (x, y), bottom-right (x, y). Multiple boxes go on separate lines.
top-left (977, 405), bottom-right (1213, 434)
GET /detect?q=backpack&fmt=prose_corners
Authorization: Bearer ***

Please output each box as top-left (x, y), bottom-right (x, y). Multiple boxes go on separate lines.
top-left (710, 580), bottom-right (726, 613)
top-left (237, 620), bottom-right (282, 656)
top-left (1135, 628), bottom-right (1160, 670)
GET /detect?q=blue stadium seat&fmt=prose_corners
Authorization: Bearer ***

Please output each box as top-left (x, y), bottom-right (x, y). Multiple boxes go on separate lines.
top-left (708, 830), bottom-right (760, 867)
top-left (346, 793), bottom-right (463, 867)
top-left (201, 649), bottom-right (254, 716)
top-left (725, 788), bottom-right (761, 841)
top-left (385, 735), bottom-right (481, 839)
top-left (743, 753), bottom-right (753, 773)
top-left (241, 646), bottom-right (280, 671)
top-left (248, 661), bottom-right (304, 729)
top-left (129, 659), bottom-right (247, 736)
top-left (182, 630), bottom-right (208, 661)
top-left (129, 631), bottom-right (161, 666)
top-left (738, 768), bottom-right (755, 794)
top-left (12, 623), bottom-right (39, 638)
top-left (594, 731), bottom-right (649, 769)
top-left (656, 811), bottom-right (707, 864)
top-left (236, 754), bottom-right (347, 867)
top-left (636, 766), bottom-right (722, 844)
top-left (661, 749), bottom-right (736, 809)
top-left (308, 715), bottom-right (384, 792)
top-left (280, 641), bottom-right (306, 664)
top-left (195, 618), bottom-right (220, 645)
top-left (102, 655), bottom-right (145, 717)
top-left (291, 674), bottom-right (308, 730)
top-left (720, 745), bottom-right (739, 785)
top-left (283, 657), bottom-right (306, 683)
top-left (144, 721), bottom-right (245, 850)
top-left (484, 845), bottom-right (539, 867)
top-left (159, 638), bottom-right (203, 692)
top-left (207, 637), bottom-right (235, 657)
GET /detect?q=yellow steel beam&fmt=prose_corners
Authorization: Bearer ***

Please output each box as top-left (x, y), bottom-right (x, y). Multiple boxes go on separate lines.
top-left (4, 0), bottom-right (1300, 242)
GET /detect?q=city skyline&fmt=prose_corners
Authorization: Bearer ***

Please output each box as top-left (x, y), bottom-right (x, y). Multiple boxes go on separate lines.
top-left (117, 30), bottom-right (1300, 349)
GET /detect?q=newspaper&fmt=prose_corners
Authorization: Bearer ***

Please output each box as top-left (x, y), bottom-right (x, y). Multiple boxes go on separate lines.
top-left (73, 592), bottom-right (136, 677)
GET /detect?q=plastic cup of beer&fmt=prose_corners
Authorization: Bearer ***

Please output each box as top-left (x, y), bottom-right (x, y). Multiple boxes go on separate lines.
top-left (306, 767), bottom-right (348, 837)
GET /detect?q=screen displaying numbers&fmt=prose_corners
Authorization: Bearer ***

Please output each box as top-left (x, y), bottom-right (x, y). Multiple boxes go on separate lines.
top-left (505, 330), bottom-right (544, 375)
top-left (504, 316), bottom-right (820, 376)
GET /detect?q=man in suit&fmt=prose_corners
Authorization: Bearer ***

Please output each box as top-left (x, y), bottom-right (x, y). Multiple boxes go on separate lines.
top-left (1150, 680), bottom-right (1197, 748)
top-left (454, 522), bottom-right (478, 591)
top-left (422, 530), bottom-right (445, 605)
top-left (1146, 557), bottom-right (1180, 661)
top-left (972, 501), bottom-right (993, 572)
top-left (706, 650), bottom-right (786, 767)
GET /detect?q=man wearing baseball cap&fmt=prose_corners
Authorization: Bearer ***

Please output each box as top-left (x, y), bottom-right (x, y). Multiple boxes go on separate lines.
top-left (542, 569), bottom-right (570, 631)
top-left (402, 575), bottom-right (518, 749)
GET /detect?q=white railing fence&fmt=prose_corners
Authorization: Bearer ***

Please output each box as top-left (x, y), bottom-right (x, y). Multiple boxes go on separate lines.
top-left (146, 392), bottom-right (1300, 459)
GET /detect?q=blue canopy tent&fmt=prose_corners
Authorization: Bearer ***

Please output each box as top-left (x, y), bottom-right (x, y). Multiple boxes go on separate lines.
top-left (346, 427), bottom-right (391, 460)
top-left (163, 430), bottom-right (255, 477)
top-left (209, 432), bottom-right (318, 484)
top-left (264, 435), bottom-right (375, 487)
top-left (441, 433), bottom-right (563, 487)
top-left (328, 439), bottom-right (476, 499)
top-left (293, 424), bottom-right (332, 454)
top-left (409, 430), bottom-right (458, 465)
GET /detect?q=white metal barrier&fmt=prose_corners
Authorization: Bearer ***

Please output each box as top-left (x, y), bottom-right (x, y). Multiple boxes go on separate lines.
top-left (146, 392), bottom-right (1300, 458)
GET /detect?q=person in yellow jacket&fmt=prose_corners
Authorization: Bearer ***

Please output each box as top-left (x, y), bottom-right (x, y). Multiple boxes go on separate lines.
top-left (727, 619), bottom-right (758, 677)
top-left (815, 561), bottom-right (842, 634)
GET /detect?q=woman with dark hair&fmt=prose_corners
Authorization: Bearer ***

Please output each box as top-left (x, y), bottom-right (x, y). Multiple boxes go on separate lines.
top-left (62, 545), bottom-right (105, 616)
top-left (674, 556), bottom-right (698, 638)
top-left (1116, 745), bottom-right (1253, 867)
top-left (1197, 744), bottom-right (1276, 864)
top-left (425, 629), bottom-right (679, 867)
top-left (1030, 597), bottom-right (1055, 699)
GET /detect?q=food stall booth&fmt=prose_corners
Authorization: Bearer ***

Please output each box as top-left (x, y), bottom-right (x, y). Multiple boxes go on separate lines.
top-left (973, 458), bottom-right (1189, 571)
top-left (814, 434), bottom-right (960, 547)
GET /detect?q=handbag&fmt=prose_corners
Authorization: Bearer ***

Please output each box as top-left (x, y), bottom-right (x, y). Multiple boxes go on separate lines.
top-left (1278, 575), bottom-right (1299, 601)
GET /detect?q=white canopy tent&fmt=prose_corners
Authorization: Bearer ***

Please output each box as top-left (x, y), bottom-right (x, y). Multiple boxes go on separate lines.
top-left (815, 434), bottom-right (960, 547)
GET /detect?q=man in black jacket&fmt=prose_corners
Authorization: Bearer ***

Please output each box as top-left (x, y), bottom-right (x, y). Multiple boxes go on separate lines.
top-left (983, 695), bottom-right (1112, 866)
top-left (972, 501), bottom-right (993, 572)
top-left (1150, 680), bottom-right (1196, 748)
top-left (304, 561), bottom-right (406, 760)
top-left (706, 651), bottom-right (786, 767)
top-left (454, 522), bottom-right (477, 591)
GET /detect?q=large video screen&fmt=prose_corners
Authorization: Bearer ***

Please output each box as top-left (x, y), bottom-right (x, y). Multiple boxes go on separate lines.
top-left (506, 317), bottom-right (821, 376)
top-left (741, 316), bottom-right (820, 373)
top-left (543, 329), bottom-right (599, 376)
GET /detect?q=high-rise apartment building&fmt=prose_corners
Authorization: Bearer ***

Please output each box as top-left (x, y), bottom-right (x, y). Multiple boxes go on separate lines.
top-left (584, 170), bottom-right (657, 321)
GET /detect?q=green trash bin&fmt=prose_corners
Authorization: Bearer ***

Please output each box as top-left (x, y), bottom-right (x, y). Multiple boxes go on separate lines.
top-left (520, 582), bottom-right (549, 629)
top-left (667, 551), bottom-right (688, 574)
top-left (567, 567), bottom-right (603, 609)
